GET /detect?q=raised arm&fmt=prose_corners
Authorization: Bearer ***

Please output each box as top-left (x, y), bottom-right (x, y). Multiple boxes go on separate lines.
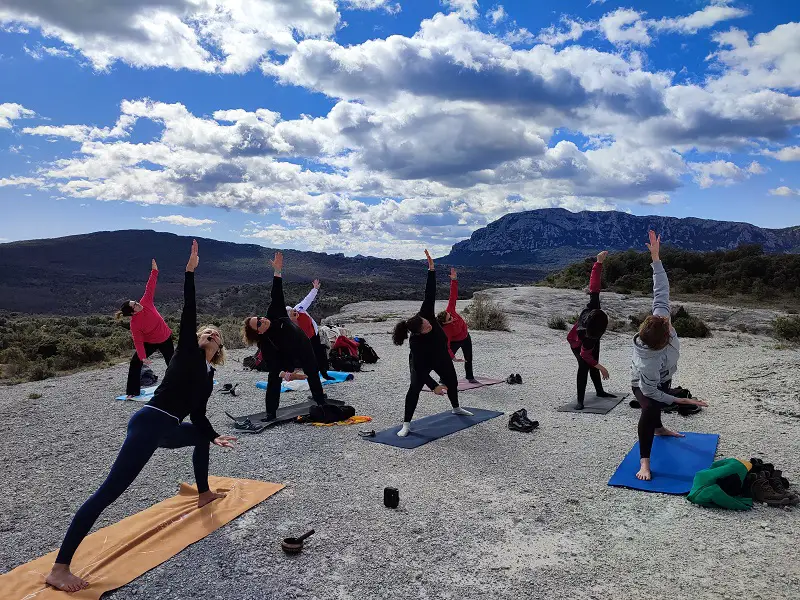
top-left (586, 251), bottom-right (606, 310)
top-left (446, 268), bottom-right (458, 313)
top-left (178, 241), bottom-right (199, 352)
top-left (140, 259), bottom-right (159, 306)
top-left (419, 249), bottom-right (436, 318)
top-left (294, 281), bottom-right (319, 313)
top-left (267, 251), bottom-right (288, 320)
top-left (647, 231), bottom-right (670, 318)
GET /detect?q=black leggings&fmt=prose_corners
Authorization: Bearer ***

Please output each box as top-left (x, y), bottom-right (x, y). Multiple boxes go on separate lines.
top-left (450, 334), bottom-right (474, 380)
top-left (633, 381), bottom-right (674, 459)
top-left (265, 343), bottom-right (326, 415)
top-left (311, 333), bottom-right (331, 377)
top-left (571, 344), bottom-right (604, 404)
top-left (125, 336), bottom-right (174, 396)
top-left (55, 407), bottom-right (210, 565)
top-left (404, 355), bottom-right (460, 422)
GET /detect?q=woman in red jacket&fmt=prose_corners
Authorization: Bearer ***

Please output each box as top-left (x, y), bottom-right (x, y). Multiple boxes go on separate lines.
top-left (116, 259), bottom-right (174, 398)
top-left (436, 268), bottom-right (477, 384)
top-left (566, 250), bottom-right (615, 410)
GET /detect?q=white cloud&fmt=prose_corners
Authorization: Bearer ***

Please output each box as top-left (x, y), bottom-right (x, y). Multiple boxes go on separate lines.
top-left (653, 4), bottom-right (747, 34)
top-left (769, 186), bottom-right (799, 197)
top-left (487, 5), bottom-right (506, 25)
top-left (9, 145), bottom-right (23, 153)
top-left (763, 146), bottom-right (800, 162)
top-left (143, 215), bottom-right (218, 227)
top-left (23, 43), bottom-right (72, 60)
top-left (537, 19), bottom-right (587, 45)
top-left (642, 193), bottom-right (670, 205)
top-left (599, 9), bottom-right (651, 46)
top-left (0, 176), bottom-right (45, 187)
top-left (0, 102), bottom-right (35, 128)
top-left (442, 0), bottom-right (478, 21)
top-left (0, 0), bottom-right (393, 73)
top-left (688, 160), bottom-right (766, 188)
top-left (23, 114), bottom-right (136, 142)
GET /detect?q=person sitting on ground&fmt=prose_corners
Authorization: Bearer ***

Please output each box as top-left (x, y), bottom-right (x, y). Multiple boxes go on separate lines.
top-left (436, 267), bottom-right (478, 384)
top-left (242, 252), bottom-right (328, 421)
top-left (46, 240), bottom-right (237, 593)
top-left (393, 250), bottom-right (473, 438)
top-left (631, 231), bottom-right (708, 482)
top-left (566, 250), bottom-right (616, 410)
top-left (286, 279), bottom-right (335, 381)
top-left (116, 258), bottom-right (174, 398)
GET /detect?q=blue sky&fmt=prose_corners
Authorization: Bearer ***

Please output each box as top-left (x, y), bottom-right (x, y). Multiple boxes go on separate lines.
top-left (1, 0), bottom-right (799, 257)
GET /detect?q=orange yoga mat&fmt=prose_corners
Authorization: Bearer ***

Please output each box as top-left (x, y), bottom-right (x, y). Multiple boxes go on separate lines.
top-left (0, 476), bottom-right (284, 599)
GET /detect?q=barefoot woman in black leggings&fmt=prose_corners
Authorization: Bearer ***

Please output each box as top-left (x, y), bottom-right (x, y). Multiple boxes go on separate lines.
top-left (45, 240), bottom-right (237, 593)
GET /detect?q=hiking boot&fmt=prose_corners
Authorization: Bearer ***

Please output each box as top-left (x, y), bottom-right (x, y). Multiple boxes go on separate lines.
top-left (741, 472), bottom-right (758, 499)
top-left (751, 473), bottom-right (792, 507)
top-left (508, 417), bottom-right (536, 432)
top-left (677, 404), bottom-right (701, 417)
top-left (506, 375), bottom-right (517, 385)
top-left (769, 473), bottom-right (800, 505)
top-left (515, 374), bottom-right (523, 384)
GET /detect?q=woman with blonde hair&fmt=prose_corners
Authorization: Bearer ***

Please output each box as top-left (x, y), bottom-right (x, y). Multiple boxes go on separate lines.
top-left (46, 240), bottom-right (237, 593)
top-left (631, 231), bottom-right (708, 481)
top-left (116, 258), bottom-right (174, 398)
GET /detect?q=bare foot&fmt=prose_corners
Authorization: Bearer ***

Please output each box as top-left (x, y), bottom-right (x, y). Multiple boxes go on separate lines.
top-left (655, 427), bottom-right (684, 438)
top-left (636, 459), bottom-right (652, 481)
top-left (198, 490), bottom-right (226, 508)
top-left (46, 563), bottom-right (89, 593)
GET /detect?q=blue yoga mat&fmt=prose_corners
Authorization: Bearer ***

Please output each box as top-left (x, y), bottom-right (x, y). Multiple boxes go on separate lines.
top-left (608, 432), bottom-right (719, 495)
top-left (255, 371), bottom-right (354, 392)
top-left (366, 408), bottom-right (504, 449)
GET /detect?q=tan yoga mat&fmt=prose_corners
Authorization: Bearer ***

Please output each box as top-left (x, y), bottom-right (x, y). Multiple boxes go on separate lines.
top-left (0, 476), bottom-right (284, 600)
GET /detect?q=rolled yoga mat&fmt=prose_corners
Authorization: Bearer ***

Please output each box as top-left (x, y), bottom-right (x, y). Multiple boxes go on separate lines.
top-left (422, 376), bottom-right (505, 392)
top-left (366, 408), bottom-right (504, 449)
top-left (255, 370), bottom-right (355, 393)
top-left (557, 392), bottom-right (628, 414)
top-left (608, 432), bottom-right (720, 495)
top-left (0, 476), bottom-right (284, 600)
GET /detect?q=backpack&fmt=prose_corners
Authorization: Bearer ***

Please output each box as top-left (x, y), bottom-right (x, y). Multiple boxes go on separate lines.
top-left (329, 347), bottom-right (361, 372)
top-left (243, 350), bottom-right (268, 372)
top-left (140, 365), bottom-right (158, 387)
top-left (308, 404), bottom-right (356, 424)
top-left (357, 339), bottom-right (379, 364)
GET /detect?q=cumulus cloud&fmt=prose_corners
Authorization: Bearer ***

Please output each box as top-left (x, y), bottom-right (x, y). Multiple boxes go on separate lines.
top-left (0, 102), bottom-right (35, 128)
top-left (487, 5), bottom-right (506, 25)
top-left (143, 214), bottom-right (218, 227)
top-left (769, 186), bottom-right (799, 197)
top-left (442, 0), bottom-right (478, 20)
top-left (762, 146), bottom-right (800, 162)
top-left (653, 4), bottom-right (748, 34)
top-left (642, 193), bottom-right (670, 205)
top-left (688, 160), bottom-right (765, 188)
top-left (0, 0), bottom-right (392, 73)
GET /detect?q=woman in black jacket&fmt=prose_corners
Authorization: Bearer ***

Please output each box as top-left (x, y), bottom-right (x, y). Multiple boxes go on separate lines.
top-left (242, 251), bottom-right (328, 421)
top-left (45, 240), bottom-right (237, 593)
top-left (392, 250), bottom-right (473, 437)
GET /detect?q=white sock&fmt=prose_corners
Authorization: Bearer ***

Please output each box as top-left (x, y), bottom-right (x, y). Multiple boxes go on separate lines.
top-left (452, 407), bottom-right (473, 416)
top-left (397, 422), bottom-right (411, 437)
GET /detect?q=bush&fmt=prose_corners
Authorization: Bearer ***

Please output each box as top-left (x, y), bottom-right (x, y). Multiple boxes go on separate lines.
top-left (28, 360), bottom-right (54, 381)
top-left (465, 295), bottom-right (509, 331)
top-left (28, 393), bottom-right (42, 400)
top-left (547, 316), bottom-right (567, 330)
top-left (774, 315), bottom-right (800, 341)
top-left (673, 315), bottom-right (711, 338)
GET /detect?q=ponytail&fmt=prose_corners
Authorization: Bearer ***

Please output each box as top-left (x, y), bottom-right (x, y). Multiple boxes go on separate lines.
top-left (114, 310), bottom-right (124, 320)
top-left (393, 320), bottom-right (409, 346)
top-left (393, 315), bottom-right (425, 345)
top-left (116, 301), bottom-right (134, 319)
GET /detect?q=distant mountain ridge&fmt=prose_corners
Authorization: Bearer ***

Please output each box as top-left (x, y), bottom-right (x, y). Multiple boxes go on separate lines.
top-left (443, 208), bottom-right (800, 267)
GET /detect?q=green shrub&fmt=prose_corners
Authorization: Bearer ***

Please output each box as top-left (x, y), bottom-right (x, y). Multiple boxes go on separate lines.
top-left (465, 295), bottom-right (509, 331)
top-left (774, 315), bottom-right (800, 341)
top-left (547, 316), bottom-right (567, 330)
top-left (28, 360), bottom-right (54, 381)
top-left (673, 315), bottom-right (711, 338)
top-left (28, 393), bottom-right (42, 400)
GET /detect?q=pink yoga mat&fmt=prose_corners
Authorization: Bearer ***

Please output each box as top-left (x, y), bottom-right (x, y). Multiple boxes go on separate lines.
top-left (423, 376), bottom-right (505, 392)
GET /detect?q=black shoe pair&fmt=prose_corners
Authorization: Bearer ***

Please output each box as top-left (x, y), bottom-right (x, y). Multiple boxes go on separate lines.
top-left (220, 383), bottom-right (239, 397)
top-left (506, 374), bottom-right (523, 385)
top-left (508, 408), bottom-right (538, 432)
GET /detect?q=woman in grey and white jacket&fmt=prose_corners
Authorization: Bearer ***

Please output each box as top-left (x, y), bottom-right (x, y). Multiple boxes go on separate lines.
top-left (631, 231), bottom-right (708, 482)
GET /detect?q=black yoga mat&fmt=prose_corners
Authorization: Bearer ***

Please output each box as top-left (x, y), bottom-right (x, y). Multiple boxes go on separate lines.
top-left (232, 398), bottom-right (345, 428)
top-left (557, 393), bottom-right (628, 415)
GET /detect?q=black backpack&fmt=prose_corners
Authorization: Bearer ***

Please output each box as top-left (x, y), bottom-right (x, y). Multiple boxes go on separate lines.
top-left (243, 350), bottom-right (268, 372)
top-left (140, 365), bottom-right (158, 387)
top-left (329, 347), bottom-right (361, 372)
top-left (357, 339), bottom-right (379, 364)
top-left (308, 404), bottom-right (356, 423)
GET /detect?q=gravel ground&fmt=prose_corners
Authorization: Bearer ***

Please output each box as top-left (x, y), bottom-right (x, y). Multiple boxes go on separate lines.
top-left (1, 286), bottom-right (799, 600)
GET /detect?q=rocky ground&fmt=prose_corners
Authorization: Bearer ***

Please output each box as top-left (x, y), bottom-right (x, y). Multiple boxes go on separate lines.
top-left (1, 286), bottom-right (799, 600)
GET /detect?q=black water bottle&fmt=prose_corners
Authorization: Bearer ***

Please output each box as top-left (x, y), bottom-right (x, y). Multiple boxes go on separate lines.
top-left (384, 487), bottom-right (399, 509)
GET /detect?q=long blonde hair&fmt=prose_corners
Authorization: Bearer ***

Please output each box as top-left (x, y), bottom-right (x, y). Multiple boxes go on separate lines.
top-left (197, 324), bottom-right (226, 366)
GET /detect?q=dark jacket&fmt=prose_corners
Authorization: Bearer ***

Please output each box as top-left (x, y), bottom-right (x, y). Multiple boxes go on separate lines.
top-left (409, 270), bottom-right (451, 369)
top-left (148, 271), bottom-right (219, 442)
top-left (258, 275), bottom-right (314, 372)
